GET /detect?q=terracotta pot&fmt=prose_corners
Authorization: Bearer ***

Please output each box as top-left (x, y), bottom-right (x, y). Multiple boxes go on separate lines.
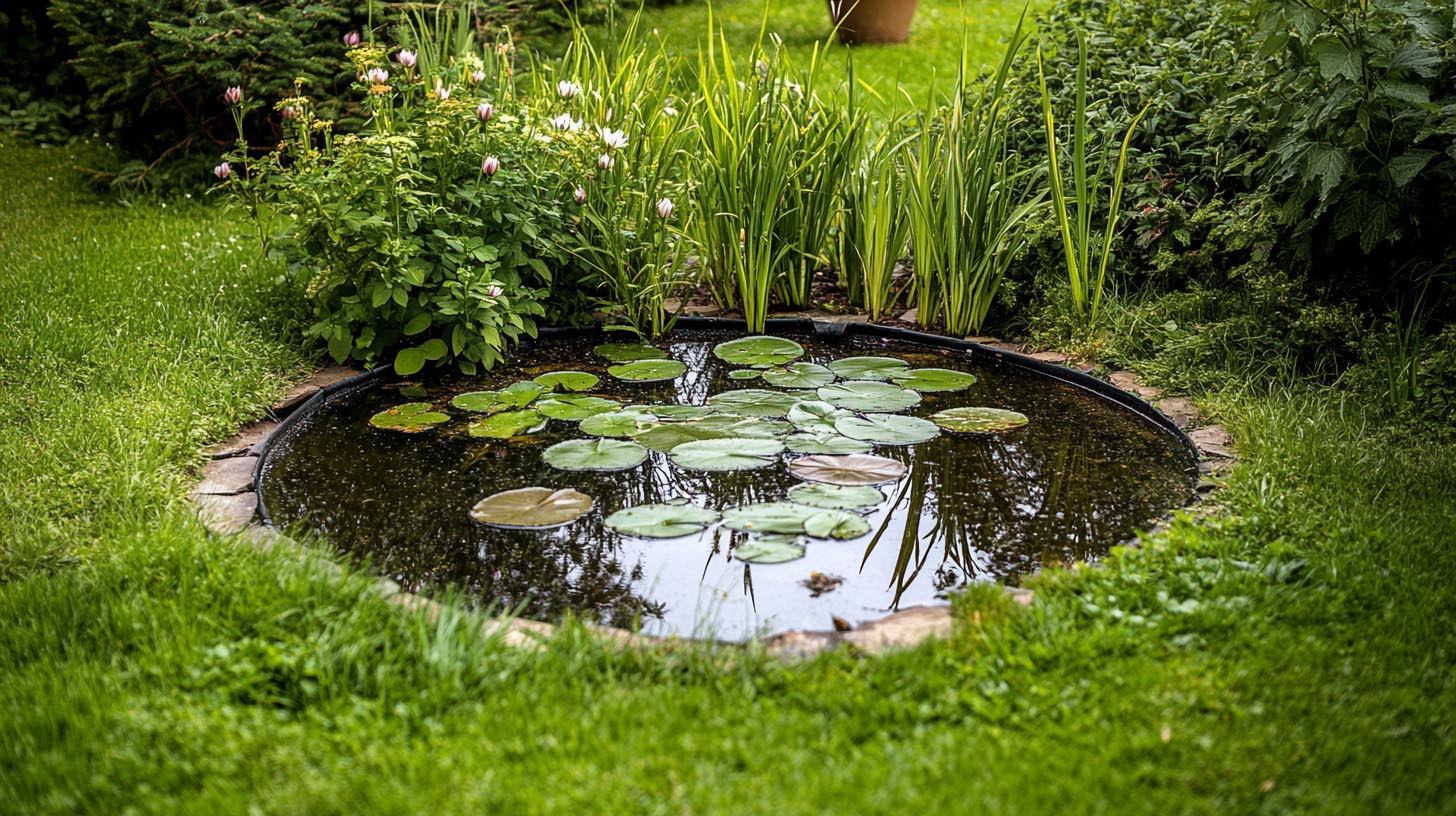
top-left (828, 0), bottom-right (920, 45)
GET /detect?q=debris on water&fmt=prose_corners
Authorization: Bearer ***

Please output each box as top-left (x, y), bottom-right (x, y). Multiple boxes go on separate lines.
top-left (800, 572), bottom-right (844, 597)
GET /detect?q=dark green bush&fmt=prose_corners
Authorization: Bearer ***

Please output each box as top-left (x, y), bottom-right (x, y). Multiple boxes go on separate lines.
top-left (0, 0), bottom-right (86, 142)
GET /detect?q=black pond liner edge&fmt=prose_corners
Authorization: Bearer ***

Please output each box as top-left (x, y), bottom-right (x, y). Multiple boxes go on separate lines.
top-left (254, 317), bottom-right (1200, 545)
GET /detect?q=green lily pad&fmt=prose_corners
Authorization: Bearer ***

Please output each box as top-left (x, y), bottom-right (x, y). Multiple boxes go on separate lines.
top-left (468, 409), bottom-right (545, 438)
top-left (721, 502), bottom-right (822, 534)
top-left (803, 510), bottom-right (872, 540)
top-left (452, 381), bottom-right (546, 413)
top-left (786, 400), bottom-right (854, 433)
top-left (729, 369), bottom-right (761, 381)
top-left (542, 438), bottom-right (648, 471)
top-left (706, 389), bottom-right (803, 418)
top-left (533, 370), bottom-right (600, 392)
top-left (469, 487), bottom-right (593, 529)
top-left (787, 483), bottom-right (885, 511)
top-left (631, 404), bottom-right (716, 420)
top-left (579, 409), bottom-right (660, 437)
top-left (595, 342), bottom-right (669, 362)
top-left (789, 453), bottom-right (907, 485)
top-left (712, 336), bottom-right (805, 367)
top-left (536, 395), bottom-right (622, 421)
top-left (609, 359), bottom-right (687, 382)
top-left (734, 535), bottom-right (807, 564)
top-left (930, 407), bottom-right (1030, 433)
top-left (890, 367), bottom-right (978, 392)
top-left (783, 431), bottom-right (873, 454)
top-left (603, 502), bottom-right (721, 538)
top-left (827, 355), bottom-right (911, 381)
top-left (834, 413), bottom-right (940, 445)
top-left (631, 415), bottom-right (788, 452)
top-left (397, 384), bottom-right (428, 399)
top-left (369, 402), bottom-right (450, 432)
top-left (669, 438), bottom-right (785, 471)
top-left (817, 381), bottom-right (921, 412)
top-left (762, 362), bottom-right (834, 389)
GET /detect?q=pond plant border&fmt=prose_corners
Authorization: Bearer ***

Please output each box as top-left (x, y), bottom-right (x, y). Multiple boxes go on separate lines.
top-left (189, 317), bottom-right (1235, 659)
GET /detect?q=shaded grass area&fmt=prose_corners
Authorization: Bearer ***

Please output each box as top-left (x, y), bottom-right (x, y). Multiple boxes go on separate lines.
top-left (2, 145), bottom-right (1455, 812)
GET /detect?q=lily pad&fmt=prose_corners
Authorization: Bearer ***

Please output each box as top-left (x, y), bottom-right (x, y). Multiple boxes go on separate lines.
top-left (542, 438), bottom-right (648, 471)
top-left (787, 483), bottom-right (885, 511)
top-left (786, 400), bottom-right (854, 433)
top-left (536, 395), bottom-right (622, 421)
top-left (469, 487), bottom-right (593, 529)
top-left (669, 438), bottom-right (786, 471)
top-left (890, 367), bottom-right (979, 392)
top-left (783, 431), bottom-right (873, 454)
top-left (728, 370), bottom-right (761, 381)
top-left (827, 355), bottom-right (911, 381)
top-left (762, 362), bottom-right (834, 389)
top-left (579, 409), bottom-right (660, 437)
top-left (369, 402), bottom-right (449, 432)
top-left (452, 382), bottom-right (546, 413)
top-left (804, 510), bottom-right (872, 540)
top-left (712, 336), bottom-right (805, 367)
top-left (632, 404), bottom-right (716, 420)
top-left (631, 416), bottom-right (787, 452)
top-left (931, 407), bottom-right (1030, 433)
top-left (595, 342), bottom-right (668, 362)
top-left (734, 535), bottom-right (807, 564)
top-left (609, 359), bottom-right (687, 383)
top-left (834, 413), bottom-right (940, 445)
top-left (817, 381), bottom-right (921, 413)
top-left (603, 502), bottom-right (721, 538)
top-left (467, 409), bottom-right (545, 439)
top-left (721, 502), bottom-right (823, 534)
top-left (789, 453), bottom-right (908, 485)
top-left (533, 370), bottom-right (600, 392)
top-left (706, 389), bottom-right (803, 418)
top-left (397, 384), bottom-right (428, 399)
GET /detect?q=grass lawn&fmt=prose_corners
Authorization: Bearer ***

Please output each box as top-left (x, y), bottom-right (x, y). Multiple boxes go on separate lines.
top-left (3, 141), bottom-right (1455, 813)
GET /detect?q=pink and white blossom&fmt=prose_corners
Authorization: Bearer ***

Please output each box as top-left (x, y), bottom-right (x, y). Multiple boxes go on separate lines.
top-left (470, 70), bottom-right (486, 83)
top-left (486, 285), bottom-right (504, 297)
top-left (343, 31), bottom-right (361, 47)
top-left (364, 67), bottom-right (390, 84)
top-left (481, 155), bottom-right (501, 176)
top-left (476, 102), bottom-right (494, 122)
top-left (573, 186), bottom-right (587, 205)
top-left (396, 50), bottom-right (417, 68)
top-left (656, 197), bottom-right (674, 219)
top-left (597, 153), bottom-right (615, 171)
top-left (223, 86), bottom-right (242, 105)
top-left (556, 80), bottom-right (581, 99)
top-left (213, 161), bottom-right (231, 179)
top-left (550, 113), bottom-right (581, 132)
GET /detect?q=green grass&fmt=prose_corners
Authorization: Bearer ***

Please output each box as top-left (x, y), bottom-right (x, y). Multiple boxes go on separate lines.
top-left (3, 143), bottom-right (1455, 813)
top-left (596, 0), bottom-right (1046, 110)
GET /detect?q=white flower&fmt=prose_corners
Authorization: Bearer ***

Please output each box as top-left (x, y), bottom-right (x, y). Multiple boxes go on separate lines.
top-left (470, 70), bottom-right (486, 83)
top-left (557, 80), bottom-right (581, 99)
top-left (656, 197), bottom-right (674, 219)
top-left (550, 113), bottom-right (581, 132)
top-left (597, 153), bottom-right (615, 171)
top-left (434, 82), bottom-right (450, 101)
top-left (364, 67), bottom-right (389, 84)
top-left (663, 105), bottom-right (678, 117)
top-left (599, 127), bottom-right (627, 151)
top-left (486, 285), bottom-right (504, 298)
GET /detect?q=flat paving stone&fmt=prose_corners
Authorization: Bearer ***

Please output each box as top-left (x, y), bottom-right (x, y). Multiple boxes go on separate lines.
top-left (764, 629), bottom-right (841, 660)
top-left (193, 492), bottom-right (257, 535)
top-left (1027, 350), bottom-right (1073, 364)
top-left (270, 381), bottom-right (321, 416)
top-left (842, 605), bottom-right (952, 654)
top-left (1156, 396), bottom-right (1200, 429)
top-left (1189, 425), bottom-right (1236, 459)
top-left (191, 456), bottom-right (257, 495)
top-left (202, 420), bottom-right (279, 459)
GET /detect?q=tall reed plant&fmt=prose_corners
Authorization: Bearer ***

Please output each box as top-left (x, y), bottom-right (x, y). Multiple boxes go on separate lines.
top-left (1036, 30), bottom-right (1150, 324)
top-left (837, 129), bottom-right (912, 321)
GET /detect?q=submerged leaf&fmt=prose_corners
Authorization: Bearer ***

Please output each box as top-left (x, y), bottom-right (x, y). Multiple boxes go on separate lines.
top-left (931, 407), bottom-right (1030, 433)
top-left (669, 438), bottom-right (786, 471)
top-left (729, 369), bottom-right (761, 380)
top-left (789, 453), bottom-right (908, 485)
top-left (533, 370), bottom-right (601, 392)
top-left (712, 335), bottom-right (806, 366)
top-left (604, 503), bottom-right (721, 538)
top-left (369, 402), bottom-right (449, 432)
top-left (542, 438), bottom-right (648, 471)
top-left (469, 487), bottom-right (593, 529)
top-left (595, 342), bottom-right (669, 362)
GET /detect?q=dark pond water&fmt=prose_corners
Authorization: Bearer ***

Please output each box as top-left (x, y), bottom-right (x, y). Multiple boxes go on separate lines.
top-left (260, 330), bottom-right (1195, 641)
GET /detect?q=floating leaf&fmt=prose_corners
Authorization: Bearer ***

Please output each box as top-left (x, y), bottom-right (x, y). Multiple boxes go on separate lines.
top-left (533, 370), bottom-right (600, 392)
top-left (631, 416), bottom-right (788, 452)
top-left (604, 502), bottom-right (721, 538)
top-left (452, 382), bottom-right (546, 413)
top-left (734, 535), bottom-right (807, 564)
top-left (789, 453), bottom-right (907, 485)
top-left (787, 483), bottom-right (885, 511)
top-left (536, 395), bottom-right (621, 421)
top-left (786, 400), bottom-right (854, 433)
top-left (609, 359), bottom-right (687, 382)
top-left (706, 389), bottom-right (803, 418)
top-left (817, 381), bottom-right (921, 412)
top-left (595, 342), bottom-right (668, 362)
top-left (669, 438), bottom-right (785, 471)
top-left (721, 502), bottom-right (823, 534)
top-left (803, 510), bottom-right (872, 540)
top-left (827, 356), bottom-right (911, 381)
top-left (632, 404), bottom-right (716, 420)
top-left (469, 487), bottom-right (593, 529)
top-left (369, 402), bottom-right (449, 432)
top-left (579, 409), bottom-right (659, 437)
top-left (834, 414), bottom-right (940, 445)
top-left (542, 438), bottom-right (648, 471)
top-left (783, 431), bottom-right (873, 454)
top-left (712, 336), bottom-right (805, 366)
top-left (931, 407), bottom-right (1030, 433)
top-left (890, 367), bottom-right (978, 392)
top-left (762, 362), bottom-right (834, 389)
top-left (729, 370), bottom-right (761, 381)
top-left (468, 409), bottom-right (544, 439)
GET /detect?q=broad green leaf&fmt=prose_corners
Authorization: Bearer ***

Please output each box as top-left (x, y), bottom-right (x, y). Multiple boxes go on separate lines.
top-left (469, 487), bottom-right (593, 529)
top-left (394, 347), bottom-right (426, 376)
top-left (930, 407), bottom-right (1030, 433)
top-left (403, 313), bottom-right (432, 335)
top-left (542, 438), bottom-right (648, 471)
top-left (712, 336), bottom-right (805, 366)
top-left (827, 355), bottom-right (911, 381)
top-left (603, 502), bottom-right (721, 538)
top-left (786, 400), bottom-right (853, 433)
top-left (789, 453), bottom-right (907, 485)
top-left (535, 395), bottom-right (621, 421)
top-left (1312, 37), bottom-right (1361, 81)
top-left (803, 510), bottom-right (871, 540)
top-left (890, 368), bottom-right (978, 392)
top-left (368, 402), bottom-right (449, 432)
top-left (579, 409), bottom-right (660, 437)
top-left (468, 409), bottom-right (544, 439)
top-left (1306, 146), bottom-right (1349, 198)
top-left (706, 389), bottom-right (803, 418)
top-left (762, 362), bottom-right (835, 389)
top-left (451, 381), bottom-right (546, 413)
top-left (817, 381), bottom-right (921, 412)
top-left (834, 414), bottom-right (940, 445)
top-left (787, 483), bottom-right (884, 511)
top-left (669, 438), bottom-right (786, 471)
top-left (419, 338), bottom-right (447, 360)
top-left (734, 535), bottom-right (807, 564)
top-left (533, 370), bottom-right (600, 392)
top-left (609, 359), bottom-right (687, 382)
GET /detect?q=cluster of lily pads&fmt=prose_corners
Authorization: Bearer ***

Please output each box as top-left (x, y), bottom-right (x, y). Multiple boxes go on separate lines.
top-left (369, 336), bottom-right (1029, 564)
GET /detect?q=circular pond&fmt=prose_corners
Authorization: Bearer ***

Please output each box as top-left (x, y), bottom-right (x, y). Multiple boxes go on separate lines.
top-left (259, 325), bottom-right (1195, 641)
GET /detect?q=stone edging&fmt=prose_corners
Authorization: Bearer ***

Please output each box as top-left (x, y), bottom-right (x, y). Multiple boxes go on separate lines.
top-left (187, 346), bottom-right (1234, 661)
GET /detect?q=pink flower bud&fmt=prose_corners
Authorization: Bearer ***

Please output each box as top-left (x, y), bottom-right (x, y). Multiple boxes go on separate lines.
top-left (214, 162), bottom-right (231, 179)
top-left (656, 197), bottom-right (674, 219)
top-left (476, 102), bottom-right (494, 122)
top-left (470, 70), bottom-right (486, 83)
top-left (224, 86), bottom-right (242, 106)
top-left (343, 31), bottom-right (361, 47)
top-left (574, 186), bottom-right (587, 205)
top-left (281, 106), bottom-right (299, 120)
top-left (481, 155), bottom-right (500, 176)
top-left (396, 50), bottom-right (417, 68)
top-left (486, 285), bottom-right (504, 298)
top-left (597, 153), bottom-right (614, 171)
